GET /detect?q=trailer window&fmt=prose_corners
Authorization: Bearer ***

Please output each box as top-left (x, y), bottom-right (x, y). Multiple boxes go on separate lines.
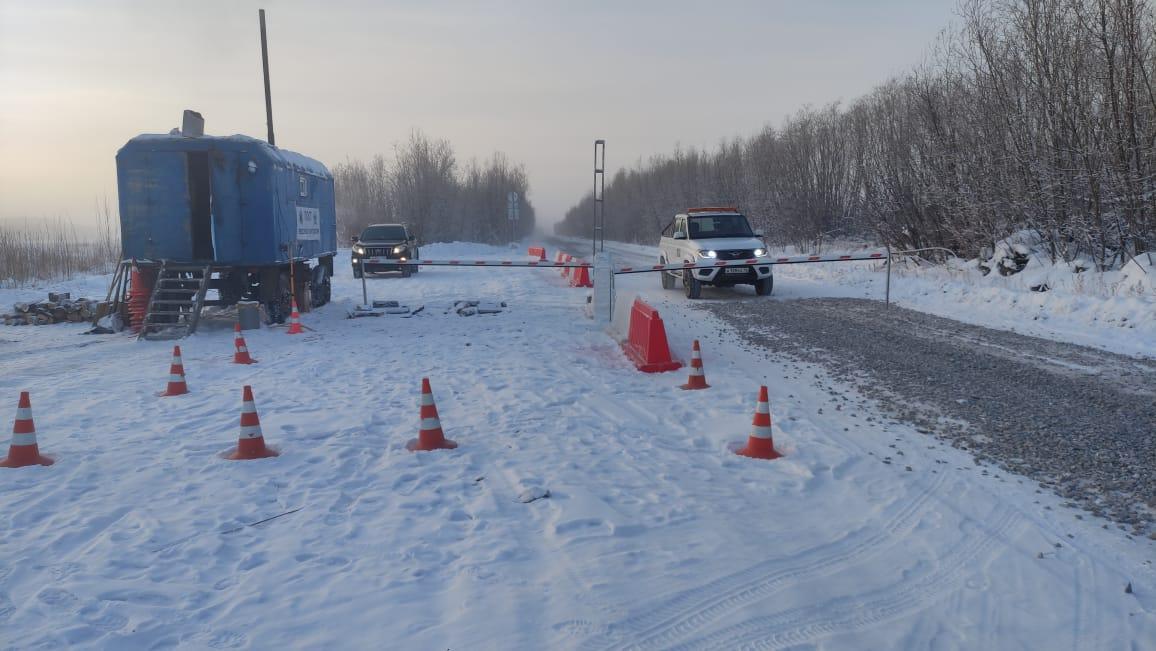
top-left (299, 174), bottom-right (308, 197)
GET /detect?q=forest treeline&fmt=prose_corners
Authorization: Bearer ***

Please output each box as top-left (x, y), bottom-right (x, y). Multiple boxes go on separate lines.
top-left (333, 130), bottom-right (535, 244)
top-left (558, 0), bottom-right (1155, 268)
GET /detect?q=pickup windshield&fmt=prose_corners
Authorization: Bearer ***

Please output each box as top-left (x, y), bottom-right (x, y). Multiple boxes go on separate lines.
top-left (688, 214), bottom-right (754, 239)
top-left (360, 225), bottom-right (408, 241)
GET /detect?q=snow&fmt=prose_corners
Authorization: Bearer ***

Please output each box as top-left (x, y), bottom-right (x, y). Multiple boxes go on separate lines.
top-left (1, 241), bottom-right (1153, 649)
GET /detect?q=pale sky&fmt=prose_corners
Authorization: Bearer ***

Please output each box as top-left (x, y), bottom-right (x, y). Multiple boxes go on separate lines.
top-left (0, 0), bottom-right (957, 228)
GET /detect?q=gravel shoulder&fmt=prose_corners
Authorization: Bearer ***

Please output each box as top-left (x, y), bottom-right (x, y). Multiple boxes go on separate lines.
top-left (698, 296), bottom-right (1156, 535)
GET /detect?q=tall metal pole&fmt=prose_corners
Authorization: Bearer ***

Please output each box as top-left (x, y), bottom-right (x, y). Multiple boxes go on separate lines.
top-left (259, 9), bottom-right (276, 146)
top-left (593, 139), bottom-right (605, 258)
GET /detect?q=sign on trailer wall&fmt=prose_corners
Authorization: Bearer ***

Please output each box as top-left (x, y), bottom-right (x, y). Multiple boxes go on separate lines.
top-left (295, 205), bottom-right (321, 241)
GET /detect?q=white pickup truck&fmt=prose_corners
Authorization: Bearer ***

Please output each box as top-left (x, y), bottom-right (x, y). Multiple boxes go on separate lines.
top-left (658, 207), bottom-right (773, 299)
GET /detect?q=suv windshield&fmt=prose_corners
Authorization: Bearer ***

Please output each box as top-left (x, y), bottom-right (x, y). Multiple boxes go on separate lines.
top-left (688, 214), bottom-right (754, 239)
top-left (360, 225), bottom-right (408, 241)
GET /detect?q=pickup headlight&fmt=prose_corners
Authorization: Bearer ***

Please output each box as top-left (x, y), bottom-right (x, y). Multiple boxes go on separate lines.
top-left (754, 248), bottom-right (766, 257)
top-left (353, 245), bottom-right (365, 255)
top-left (699, 249), bottom-right (718, 258)
top-left (393, 245), bottom-right (405, 254)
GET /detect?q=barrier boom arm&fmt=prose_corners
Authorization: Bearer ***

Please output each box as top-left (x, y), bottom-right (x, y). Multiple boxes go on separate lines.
top-left (391, 251), bottom-right (887, 272)
top-left (612, 251), bottom-right (887, 274)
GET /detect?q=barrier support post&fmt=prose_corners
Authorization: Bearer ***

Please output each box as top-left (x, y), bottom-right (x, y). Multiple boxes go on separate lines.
top-left (360, 258), bottom-right (368, 306)
top-left (885, 244), bottom-right (891, 307)
top-left (593, 252), bottom-right (613, 323)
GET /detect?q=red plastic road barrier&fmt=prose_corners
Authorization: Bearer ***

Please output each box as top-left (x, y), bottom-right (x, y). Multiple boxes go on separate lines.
top-left (569, 260), bottom-right (593, 288)
top-left (562, 254), bottom-right (573, 278)
top-left (527, 246), bottom-right (547, 261)
top-left (621, 298), bottom-right (682, 373)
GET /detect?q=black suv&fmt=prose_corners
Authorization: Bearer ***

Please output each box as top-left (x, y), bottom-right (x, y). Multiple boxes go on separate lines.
top-left (351, 223), bottom-right (421, 278)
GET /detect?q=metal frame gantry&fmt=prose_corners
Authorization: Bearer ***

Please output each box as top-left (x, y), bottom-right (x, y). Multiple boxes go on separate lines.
top-left (592, 139), bottom-right (606, 258)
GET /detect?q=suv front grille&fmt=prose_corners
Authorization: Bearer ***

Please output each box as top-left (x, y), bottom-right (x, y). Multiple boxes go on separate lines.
top-left (365, 247), bottom-right (395, 258)
top-left (717, 249), bottom-right (755, 260)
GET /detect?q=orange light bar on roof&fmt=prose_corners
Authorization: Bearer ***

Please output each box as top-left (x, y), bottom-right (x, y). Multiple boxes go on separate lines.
top-left (687, 206), bottom-right (740, 213)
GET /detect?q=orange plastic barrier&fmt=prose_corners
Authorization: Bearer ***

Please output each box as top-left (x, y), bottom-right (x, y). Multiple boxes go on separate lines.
top-left (621, 298), bottom-right (682, 373)
top-left (527, 246), bottom-right (547, 261)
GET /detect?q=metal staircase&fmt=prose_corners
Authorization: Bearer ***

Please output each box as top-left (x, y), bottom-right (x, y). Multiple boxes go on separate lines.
top-left (138, 262), bottom-right (214, 340)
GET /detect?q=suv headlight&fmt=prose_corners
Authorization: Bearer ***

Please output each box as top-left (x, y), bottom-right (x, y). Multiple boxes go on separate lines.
top-left (699, 249), bottom-right (718, 258)
top-left (353, 245), bottom-right (365, 255)
top-left (754, 248), bottom-right (766, 257)
top-left (393, 245), bottom-right (405, 254)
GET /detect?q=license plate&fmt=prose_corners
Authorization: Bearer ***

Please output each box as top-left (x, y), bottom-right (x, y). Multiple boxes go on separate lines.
top-left (724, 267), bottom-right (748, 274)
top-left (366, 257), bottom-right (388, 264)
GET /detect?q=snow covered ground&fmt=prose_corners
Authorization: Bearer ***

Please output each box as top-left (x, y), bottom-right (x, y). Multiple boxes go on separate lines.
top-left (1, 241), bottom-right (1154, 649)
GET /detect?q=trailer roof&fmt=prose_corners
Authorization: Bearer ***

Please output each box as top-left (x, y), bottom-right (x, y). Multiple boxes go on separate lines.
top-left (122, 132), bottom-right (331, 179)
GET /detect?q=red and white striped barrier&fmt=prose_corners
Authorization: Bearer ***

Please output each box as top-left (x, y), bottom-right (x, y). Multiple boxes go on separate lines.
top-left (612, 251), bottom-right (887, 274)
top-left (396, 259), bottom-right (593, 268)
top-left (390, 251), bottom-right (887, 273)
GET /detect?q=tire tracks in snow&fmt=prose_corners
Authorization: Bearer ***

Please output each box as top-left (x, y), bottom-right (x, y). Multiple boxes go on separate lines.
top-left (576, 469), bottom-right (949, 650)
top-left (666, 503), bottom-right (1024, 651)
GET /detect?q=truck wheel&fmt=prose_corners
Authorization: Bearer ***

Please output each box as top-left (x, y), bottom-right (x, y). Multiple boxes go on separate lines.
top-left (660, 258), bottom-right (674, 289)
top-left (684, 270), bottom-right (702, 299)
top-left (755, 276), bottom-right (774, 296)
top-left (311, 265), bottom-right (331, 307)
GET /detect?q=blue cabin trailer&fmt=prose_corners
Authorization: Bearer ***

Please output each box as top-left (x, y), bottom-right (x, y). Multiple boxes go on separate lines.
top-left (111, 126), bottom-right (337, 334)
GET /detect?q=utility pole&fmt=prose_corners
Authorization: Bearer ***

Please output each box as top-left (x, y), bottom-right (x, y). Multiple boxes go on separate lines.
top-left (259, 9), bottom-right (275, 146)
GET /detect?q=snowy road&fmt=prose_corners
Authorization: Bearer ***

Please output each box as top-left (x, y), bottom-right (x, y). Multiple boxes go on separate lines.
top-left (1, 241), bottom-right (1154, 649)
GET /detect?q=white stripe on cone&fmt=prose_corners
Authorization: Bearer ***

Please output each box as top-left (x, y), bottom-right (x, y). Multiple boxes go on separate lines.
top-left (420, 418), bottom-right (441, 430)
top-left (15, 407), bottom-right (31, 419)
top-left (240, 425), bottom-right (263, 439)
top-left (10, 433), bottom-right (37, 446)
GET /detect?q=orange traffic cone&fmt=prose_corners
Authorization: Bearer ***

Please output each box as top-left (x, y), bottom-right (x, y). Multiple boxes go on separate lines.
top-left (562, 254), bottom-right (572, 278)
top-left (1, 391), bottom-right (54, 468)
top-left (233, 323), bottom-right (257, 364)
top-left (736, 386), bottom-right (781, 460)
top-left (160, 345), bottom-right (189, 396)
top-left (406, 378), bottom-right (458, 452)
top-left (286, 299), bottom-right (304, 335)
top-left (680, 340), bottom-right (711, 390)
top-left (225, 385), bottom-right (279, 460)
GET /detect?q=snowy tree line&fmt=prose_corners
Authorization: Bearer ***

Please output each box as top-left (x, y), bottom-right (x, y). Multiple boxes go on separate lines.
top-left (558, 0), bottom-right (1156, 268)
top-left (333, 130), bottom-right (536, 244)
